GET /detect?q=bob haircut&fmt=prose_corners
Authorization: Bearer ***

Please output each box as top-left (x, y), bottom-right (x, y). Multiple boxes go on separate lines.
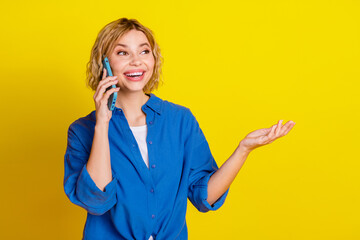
top-left (86, 18), bottom-right (164, 93)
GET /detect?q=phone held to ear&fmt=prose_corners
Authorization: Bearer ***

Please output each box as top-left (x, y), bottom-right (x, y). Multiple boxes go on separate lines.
top-left (102, 56), bottom-right (118, 111)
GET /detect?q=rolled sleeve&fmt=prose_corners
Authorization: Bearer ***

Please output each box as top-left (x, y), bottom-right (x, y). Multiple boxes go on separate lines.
top-left (76, 163), bottom-right (117, 214)
top-left (185, 109), bottom-right (229, 213)
top-left (193, 171), bottom-right (229, 212)
top-left (63, 123), bottom-right (117, 216)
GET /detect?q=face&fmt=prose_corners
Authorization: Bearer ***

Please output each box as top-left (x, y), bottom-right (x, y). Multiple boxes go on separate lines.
top-left (108, 29), bottom-right (155, 93)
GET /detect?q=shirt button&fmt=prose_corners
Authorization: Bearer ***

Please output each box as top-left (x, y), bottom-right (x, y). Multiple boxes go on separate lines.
top-left (148, 141), bottom-right (152, 145)
top-left (132, 144), bottom-right (135, 147)
top-left (149, 121), bottom-right (153, 124)
top-left (151, 214), bottom-right (155, 219)
top-left (150, 188), bottom-right (154, 193)
top-left (151, 164), bottom-right (156, 168)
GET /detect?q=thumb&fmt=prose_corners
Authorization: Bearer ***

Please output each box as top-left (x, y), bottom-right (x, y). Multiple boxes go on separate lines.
top-left (263, 126), bottom-right (273, 133)
top-left (261, 125), bottom-right (276, 134)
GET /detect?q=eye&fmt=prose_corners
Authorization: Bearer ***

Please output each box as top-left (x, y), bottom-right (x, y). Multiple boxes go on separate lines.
top-left (141, 49), bottom-right (150, 54)
top-left (117, 51), bottom-right (127, 56)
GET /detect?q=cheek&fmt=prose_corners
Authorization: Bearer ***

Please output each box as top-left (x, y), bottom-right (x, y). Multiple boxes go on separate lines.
top-left (111, 61), bottom-right (126, 74)
top-left (148, 58), bottom-right (155, 72)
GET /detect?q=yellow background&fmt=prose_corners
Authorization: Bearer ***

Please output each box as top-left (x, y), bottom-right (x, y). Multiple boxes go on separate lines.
top-left (0, 0), bottom-right (359, 239)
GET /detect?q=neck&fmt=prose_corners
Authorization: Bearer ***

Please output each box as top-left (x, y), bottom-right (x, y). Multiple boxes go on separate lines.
top-left (115, 90), bottom-right (150, 118)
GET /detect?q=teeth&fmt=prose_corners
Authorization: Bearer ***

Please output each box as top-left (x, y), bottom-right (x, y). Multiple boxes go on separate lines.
top-left (125, 72), bottom-right (143, 77)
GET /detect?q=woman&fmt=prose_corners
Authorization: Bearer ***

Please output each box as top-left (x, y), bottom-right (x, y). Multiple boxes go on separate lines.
top-left (63, 17), bottom-right (296, 240)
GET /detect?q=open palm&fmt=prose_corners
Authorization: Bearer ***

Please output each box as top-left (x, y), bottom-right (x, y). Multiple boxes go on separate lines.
top-left (240, 120), bottom-right (296, 152)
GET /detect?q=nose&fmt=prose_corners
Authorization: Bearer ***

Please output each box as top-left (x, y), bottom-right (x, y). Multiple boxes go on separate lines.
top-left (129, 53), bottom-right (141, 66)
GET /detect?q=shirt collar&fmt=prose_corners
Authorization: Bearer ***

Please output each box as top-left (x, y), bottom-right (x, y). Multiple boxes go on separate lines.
top-left (143, 93), bottom-right (163, 115)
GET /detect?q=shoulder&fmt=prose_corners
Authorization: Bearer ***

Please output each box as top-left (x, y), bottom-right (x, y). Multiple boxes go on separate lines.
top-left (154, 97), bottom-right (201, 137)
top-left (67, 110), bottom-right (96, 139)
top-left (162, 99), bottom-right (190, 114)
top-left (158, 97), bottom-right (196, 123)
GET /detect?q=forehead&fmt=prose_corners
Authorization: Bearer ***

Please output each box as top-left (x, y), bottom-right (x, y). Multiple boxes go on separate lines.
top-left (116, 29), bottom-right (149, 45)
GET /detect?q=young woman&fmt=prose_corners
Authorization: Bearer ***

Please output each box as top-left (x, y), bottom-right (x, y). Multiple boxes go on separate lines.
top-left (63, 17), bottom-right (295, 240)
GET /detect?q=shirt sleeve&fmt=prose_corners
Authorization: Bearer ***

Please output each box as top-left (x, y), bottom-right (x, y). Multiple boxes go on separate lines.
top-left (185, 109), bottom-right (229, 213)
top-left (63, 123), bottom-right (117, 216)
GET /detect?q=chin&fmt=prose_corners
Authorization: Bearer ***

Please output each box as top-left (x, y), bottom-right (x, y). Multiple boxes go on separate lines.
top-left (122, 85), bottom-right (147, 93)
top-left (119, 78), bottom-right (150, 92)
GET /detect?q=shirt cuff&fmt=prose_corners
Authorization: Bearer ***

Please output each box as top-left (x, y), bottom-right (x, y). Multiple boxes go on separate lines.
top-left (76, 164), bottom-right (117, 215)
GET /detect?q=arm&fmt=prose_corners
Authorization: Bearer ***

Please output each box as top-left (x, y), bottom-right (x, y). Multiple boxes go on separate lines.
top-left (86, 69), bottom-right (120, 191)
top-left (63, 70), bottom-right (120, 215)
top-left (63, 123), bottom-right (118, 216)
top-left (207, 119), bottom-right (296, 205)
top-left (185, 109), bottom-right (230, 212)
top-left (207, 145), bottom-right (250, 205)
top-left (86, 122), bottom-right (112, 192)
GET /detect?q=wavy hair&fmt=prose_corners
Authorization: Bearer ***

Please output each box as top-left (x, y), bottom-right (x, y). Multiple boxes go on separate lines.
top-left (86, 18), bottom-right (164, 93)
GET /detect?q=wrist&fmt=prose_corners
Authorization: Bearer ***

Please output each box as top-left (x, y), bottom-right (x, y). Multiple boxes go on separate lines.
top-left (237, 141), bottom-right (252, 156)
top-left (95, 122), bottom-right (109, 131)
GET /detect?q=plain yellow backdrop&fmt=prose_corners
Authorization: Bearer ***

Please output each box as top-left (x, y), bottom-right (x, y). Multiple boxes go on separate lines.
top-left (0, 0), bottom-right (359, 239)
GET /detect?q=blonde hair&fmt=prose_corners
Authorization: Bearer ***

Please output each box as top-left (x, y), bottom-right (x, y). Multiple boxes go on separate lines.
top-left (86, 18), bottom-right (164, 93)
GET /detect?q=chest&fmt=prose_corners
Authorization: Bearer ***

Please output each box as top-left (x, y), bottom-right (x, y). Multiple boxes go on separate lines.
top-left (107, 110), bottom-right (186, 185)
top-left (127, 116), bottom-right (147, 127)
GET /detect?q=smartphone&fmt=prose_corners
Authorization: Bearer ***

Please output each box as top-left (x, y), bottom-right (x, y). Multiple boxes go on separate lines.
top-left (102, 56), bottom-right (118, 111)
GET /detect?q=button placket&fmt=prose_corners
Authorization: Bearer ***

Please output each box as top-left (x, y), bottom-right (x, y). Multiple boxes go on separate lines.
top-left (143, 107), bottom-right (157, 222)
top-left (123, 112), bottom-right (151, 178)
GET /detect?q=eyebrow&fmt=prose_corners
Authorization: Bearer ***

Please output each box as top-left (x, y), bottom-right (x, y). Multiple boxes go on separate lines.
top-left (115, 43), bottom-right (150, 48)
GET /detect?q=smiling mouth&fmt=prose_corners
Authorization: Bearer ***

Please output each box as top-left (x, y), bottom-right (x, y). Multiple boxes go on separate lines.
top-left (124, 71), bottom-right (145, 77)
top-left (123, 71), bottom-right (146, 81)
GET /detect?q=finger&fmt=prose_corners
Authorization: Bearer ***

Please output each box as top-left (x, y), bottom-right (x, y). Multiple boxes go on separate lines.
top-left (99, 75), bottom-right (118, 87)
top-left (279, 121), bottom-right (293, 136)
top-left (262, 125), bottom-right (277, 144)
top-left (102, 87), bottom-right (120, 103)
top-left (97, 87), bottom-right (120, 111)
top-left (267, 124), bottom-right (277, 141)
top-left (282, 121), bottom-right (296, 136)
top-left (95, 80), bottom-right (117, 101)
top-left (95, 80), bottom-right (119, 101)
top-left (102, 68), bottom-right (107, 80)
top-left (263, 126), bottom-right (273, 134)
top-left (275, 119), bottom-right (283, 136)
top-left (95, 72), bottom-right (114, 98)
top-left (262, 127), bottom-right (272, 133)
top-left (94, 78), bottom-right (118, 100)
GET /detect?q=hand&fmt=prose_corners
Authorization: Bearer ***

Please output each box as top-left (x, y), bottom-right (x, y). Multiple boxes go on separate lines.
top-left (93, 68), bottom-right (120, 125)
top-left (239, 120), bottom-right (296, 153)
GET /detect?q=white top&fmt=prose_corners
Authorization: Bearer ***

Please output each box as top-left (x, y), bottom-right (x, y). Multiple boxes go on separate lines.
top-left (129, 125), bottom-right (153, 240)
top-left (129, 124), bottom-right (149, 168)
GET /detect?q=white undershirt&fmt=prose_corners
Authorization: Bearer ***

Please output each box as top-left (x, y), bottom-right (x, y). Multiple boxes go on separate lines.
top-left (129, 125), bottom-right (153, 240)
top-left (129, 124), bottom-right (149, 168)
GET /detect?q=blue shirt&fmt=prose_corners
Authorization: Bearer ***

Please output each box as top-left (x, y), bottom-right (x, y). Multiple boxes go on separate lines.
top-left (63, 93), bottom-right (229, 240)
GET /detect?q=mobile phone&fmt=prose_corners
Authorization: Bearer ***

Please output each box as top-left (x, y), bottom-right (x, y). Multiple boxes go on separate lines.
top-left (102, 56), bottom-right (118, 111)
